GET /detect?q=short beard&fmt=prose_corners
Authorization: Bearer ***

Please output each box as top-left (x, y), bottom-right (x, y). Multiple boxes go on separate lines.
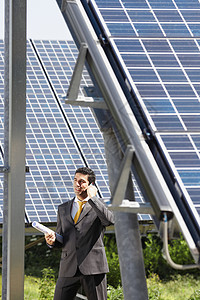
top-left (76, 190), bottom-right (88, 200)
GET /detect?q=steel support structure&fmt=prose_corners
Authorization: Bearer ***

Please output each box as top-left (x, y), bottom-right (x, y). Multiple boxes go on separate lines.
top-left (59, 0), bottom-right (175, 218)
top-left (58, 0), bottom-right (199, 263)
top-left (56, 0), bottom-right (200, 298)
top-left (3, 0), bottom-right (26, 299)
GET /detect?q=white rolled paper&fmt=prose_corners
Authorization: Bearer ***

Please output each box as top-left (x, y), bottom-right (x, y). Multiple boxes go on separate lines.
top-left (32, 221), bottom-right (54, 235)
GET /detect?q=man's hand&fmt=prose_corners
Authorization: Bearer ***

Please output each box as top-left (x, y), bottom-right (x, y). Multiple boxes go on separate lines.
top-left (87, 184), bottom-right (97, 199)
top-left (45, 232), bottom-right (56, 246)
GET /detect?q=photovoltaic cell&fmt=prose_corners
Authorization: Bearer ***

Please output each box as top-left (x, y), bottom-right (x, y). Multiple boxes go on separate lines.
top-left (89, 0), bottom-right (200, 221)
top-left (0, 40), bottom-right (105, 223)
top-left (0, 39), bottom-right (149, 224)
top-left (32, 39), bottom-right (148, 219)
top-left (26, 41), bottom-right (93, 222)
top-left (32, 40), bottom-right (110, 196)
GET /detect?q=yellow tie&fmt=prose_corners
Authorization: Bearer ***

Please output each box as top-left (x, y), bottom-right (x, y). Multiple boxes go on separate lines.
top-left (74, 201), bottom-right (87, 224)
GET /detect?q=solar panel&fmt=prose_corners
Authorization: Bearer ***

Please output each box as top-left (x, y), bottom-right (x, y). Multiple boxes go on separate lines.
top-left (31, 40), bottom-right (109, 195)
top-left (25, 41), bottom-right (91, 223)
top-left (0, 39), bottom-right (149, 224)
top-left (0, 39), bottom-right (109, 223)
top-left (86, 0), bottom-right (200, 225)
top-left (30, 40), bottom-right (149, 217)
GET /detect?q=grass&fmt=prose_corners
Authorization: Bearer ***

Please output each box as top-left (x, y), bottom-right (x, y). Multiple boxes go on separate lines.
top-left (147, 274), bottom-right (200, 300)
top-left (24, 273), bottom-right (200, 300)
top-left (0, 274), bottom-right (199, 299)
top-left (24, 276), bottom-right (40, 300)
top-left (0, 275), bottom-right (40, 300)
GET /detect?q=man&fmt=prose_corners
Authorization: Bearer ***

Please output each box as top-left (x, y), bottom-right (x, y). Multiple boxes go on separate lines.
top-left (45, 167), bottom-right (114, 300)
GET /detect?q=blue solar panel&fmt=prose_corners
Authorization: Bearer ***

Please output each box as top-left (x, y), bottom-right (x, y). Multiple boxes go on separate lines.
top-left (0, 39), bottom-right (110, 223)
top-left (87, 0), bottom-right (200, 225)
top-left (31, 39), bottom-right (148, 220)
top-left (0, 39), bottom-right (149, 224)
top-left (32, 40), bottom-right (110, 194)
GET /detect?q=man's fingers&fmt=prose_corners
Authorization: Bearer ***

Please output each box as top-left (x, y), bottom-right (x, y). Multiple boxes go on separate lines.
top-left (45, 232), bottom-right (56, 245)
top-left (87, 185), bottom-right (97, 198)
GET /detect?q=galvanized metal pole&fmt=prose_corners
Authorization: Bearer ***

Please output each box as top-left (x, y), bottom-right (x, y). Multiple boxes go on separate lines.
top-left (2, 1), bottom-right (10, 298)
top-left (103, 128), bottom-right (149, 300)
top-left (3, 0), bottom-right (26, 299)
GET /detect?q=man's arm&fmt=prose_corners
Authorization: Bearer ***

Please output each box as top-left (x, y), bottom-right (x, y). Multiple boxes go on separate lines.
top-left (45, 207), bottom-right (63, 247)
top-left (87, 184), bottom-right (114, 226)
top-left (88, 196), bottom-right (114, 226)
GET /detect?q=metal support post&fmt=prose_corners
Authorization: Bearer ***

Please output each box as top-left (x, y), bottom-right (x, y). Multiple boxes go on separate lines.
top-left (103, 128), bottom-right (149, 300)
top-left (3, 0), bottom-right (26, 299)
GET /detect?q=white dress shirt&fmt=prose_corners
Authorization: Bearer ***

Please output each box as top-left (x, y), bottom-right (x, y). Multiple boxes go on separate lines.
top-left (71, 196), bottom-right (90, 220)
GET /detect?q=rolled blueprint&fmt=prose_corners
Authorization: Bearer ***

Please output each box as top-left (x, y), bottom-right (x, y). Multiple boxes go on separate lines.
top-left (32, 221), bottom-right (54, 235)
top-left (32, 221), bottom-right (63, 244)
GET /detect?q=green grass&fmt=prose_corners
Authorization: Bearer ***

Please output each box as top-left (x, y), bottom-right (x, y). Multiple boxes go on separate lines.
top-left (24, 276), bottom-right (40, 300)
top-left (0, 274), bottom-right (199, 299)
top-left (0, 275), bottom-right (40, 300)
top-left (147, 274), bottom-right (200, 300)
top-left (26, 273), bottom-right (200, 300)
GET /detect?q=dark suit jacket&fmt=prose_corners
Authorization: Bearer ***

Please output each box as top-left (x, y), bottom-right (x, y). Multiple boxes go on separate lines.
top-left (54, 196), bottom-right (114, 277)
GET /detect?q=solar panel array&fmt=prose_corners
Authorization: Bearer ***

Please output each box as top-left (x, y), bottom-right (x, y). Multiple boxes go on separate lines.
top-left (89, 0), bottom-right (200, 222)
top-left (0, 39), bottom-right (148, 224)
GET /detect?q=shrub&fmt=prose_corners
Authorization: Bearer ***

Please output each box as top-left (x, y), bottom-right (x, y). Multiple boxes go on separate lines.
top-left (25, 236), bottom-right (61, 277)
top-left (147, 274), bottom-right (162, 300)
top-left (142, 233), bottom-right (197, 280)
top-left (104, 235), bottom-right (121, 288)
top-left (107, 285), bottom-right (124, 300)
top-left (39, 267), bottom-right (56, 300)
top-left (168, 236), bottom-right (195, 266)
top-left (143, 233), bottom-right (171, 279)
top-left (188, 289), bottom-right (200, 300)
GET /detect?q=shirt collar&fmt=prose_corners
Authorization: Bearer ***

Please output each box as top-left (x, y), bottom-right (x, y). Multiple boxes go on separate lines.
top-left (74, 196), bottom-right (90, 203)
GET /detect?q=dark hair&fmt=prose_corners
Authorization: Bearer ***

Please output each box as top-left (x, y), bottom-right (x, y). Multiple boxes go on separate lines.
top-left (75, 167), bottom-right (96, 185)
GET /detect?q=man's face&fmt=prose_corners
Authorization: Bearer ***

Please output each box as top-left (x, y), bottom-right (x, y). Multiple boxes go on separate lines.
top-left (73, 172), bottom-right (90, 199)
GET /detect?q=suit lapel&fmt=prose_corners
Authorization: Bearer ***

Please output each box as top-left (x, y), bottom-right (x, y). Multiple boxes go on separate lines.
top-left (76, 201), bottom-right (92, 224)
top-left (64, 198), bottom-right (74, 224)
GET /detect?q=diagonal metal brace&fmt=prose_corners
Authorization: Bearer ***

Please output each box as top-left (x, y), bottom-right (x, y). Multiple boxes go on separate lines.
top-left (66, 43), bottom-right (88, 100)
top-left (111, 145), bottom-right (135, 206)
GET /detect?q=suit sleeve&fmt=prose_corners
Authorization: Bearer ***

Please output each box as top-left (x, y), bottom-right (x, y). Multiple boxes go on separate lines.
top-left (88, 196), bottom-right (114, 226)
top-left (51, 206), bottom-right (64, 248)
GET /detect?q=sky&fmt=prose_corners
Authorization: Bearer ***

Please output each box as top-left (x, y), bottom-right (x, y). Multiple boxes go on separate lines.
top-left (0, 0), bottom-right (72, 40)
